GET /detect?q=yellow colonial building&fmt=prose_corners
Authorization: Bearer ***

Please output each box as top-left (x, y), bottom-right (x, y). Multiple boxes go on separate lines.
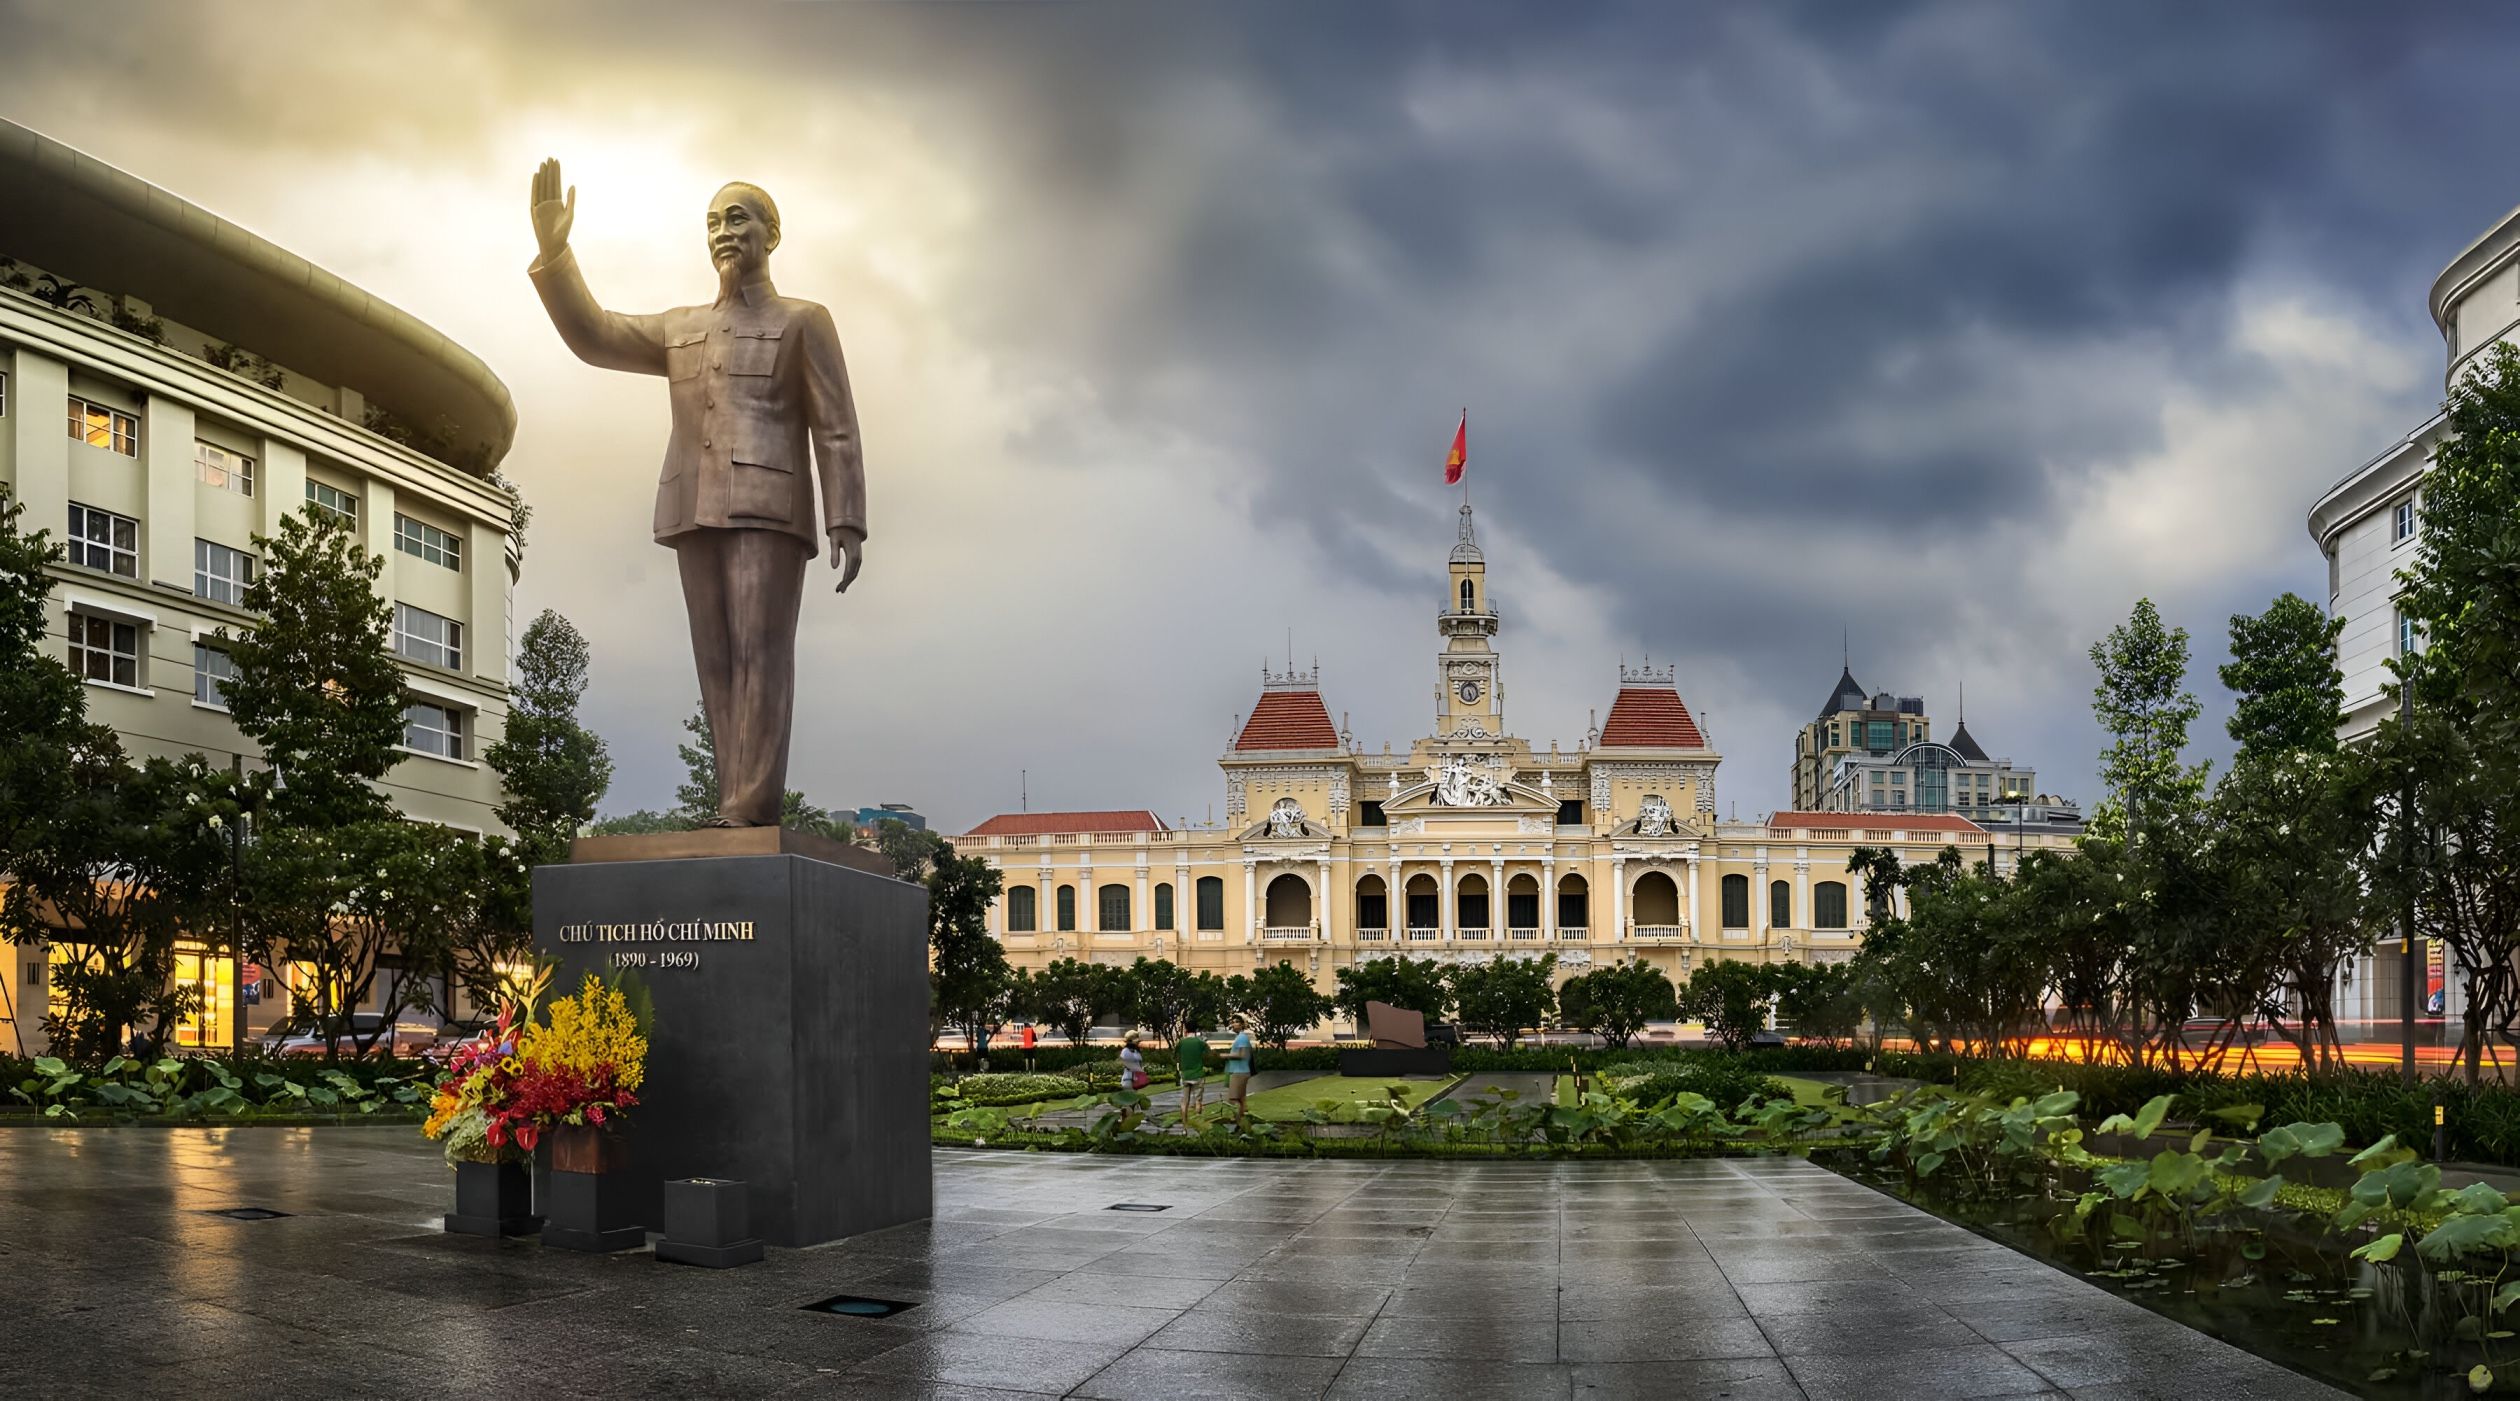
top-left (958, 503), bottom-right (2075, 1002)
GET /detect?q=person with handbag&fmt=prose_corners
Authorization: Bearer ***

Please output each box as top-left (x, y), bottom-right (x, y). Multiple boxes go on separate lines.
top-left (1119, 1034), bottom-right (1149, 1094)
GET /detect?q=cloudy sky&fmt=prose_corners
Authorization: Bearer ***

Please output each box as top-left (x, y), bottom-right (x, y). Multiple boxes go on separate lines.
top-left (6, 2), bottom-right (2513, 831)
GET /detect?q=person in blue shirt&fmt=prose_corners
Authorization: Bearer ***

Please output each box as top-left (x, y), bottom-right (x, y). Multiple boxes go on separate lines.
top-left (1225, 1015), bottom-right (1256, 1124)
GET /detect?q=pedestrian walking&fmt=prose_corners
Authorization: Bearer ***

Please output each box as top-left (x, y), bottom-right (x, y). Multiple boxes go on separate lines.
top-left (1175, 1022), bottom-right (1210, 1120)
top-left (1120, 1034), bottom-right (1149, 1093)
top-left (1226, 1015), bottom-right (1256, 1123)
top-left (1021, 1022), bottom-right (1038, 1072)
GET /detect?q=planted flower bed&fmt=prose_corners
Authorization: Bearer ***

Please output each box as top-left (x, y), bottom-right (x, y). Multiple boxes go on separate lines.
top-left (3, 1053), bottom-right (430, 1121)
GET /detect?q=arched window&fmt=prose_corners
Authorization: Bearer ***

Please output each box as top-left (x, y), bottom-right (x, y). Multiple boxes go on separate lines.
top-left (1098, 883), bottom-right (1131, 932)
top-left (1721, 873), bottom-right (1749, 929)
top-left (1631, 871), bottom-right (1679, 926)
top-left (1457, 872), bottom-right (1490, 930)
top-left (1506, 874), bottom-right (1541, 931)
top-left (1056, 885), bottom-right (1077, 931)
top-left (1459, 578), bottom-right (1476, 613)
top-left (1815, 881), bottom-right (1849, 930)
top-left (1557, 874), bottom-right (1589, 932)
top-left (1154, 882), bottom-right (1174, 930)
top-left (1355, 874), bottom-right (1388, 931)
top-left (1007, 886), bottom-right (1037, 933)
top-left (1769, 879), bottom-right (1791, 929)
top-left (1195, 876), bottom-right (1224, 931)
top-left (1264, 873), bottom-right (1312, 928)
top-left (1405, 873), bottom-right (1439, 930)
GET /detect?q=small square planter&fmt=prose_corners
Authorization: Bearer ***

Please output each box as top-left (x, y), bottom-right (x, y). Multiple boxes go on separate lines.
top-left (541, 1125), bottom-right (645, 1253)
top-left (656, 1177), bottom-right (764, 1268)
top-left (445, 1159), bottom-right (538, 1237)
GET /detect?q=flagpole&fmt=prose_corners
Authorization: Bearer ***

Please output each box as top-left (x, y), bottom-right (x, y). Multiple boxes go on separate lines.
top-left (1460, 408), bottom-right (1469, 511)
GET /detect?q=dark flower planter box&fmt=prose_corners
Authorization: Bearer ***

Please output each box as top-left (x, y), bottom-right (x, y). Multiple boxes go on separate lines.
top-left (445, 1160), bottom-right (538, 1237)
top-left (541, 1124), bottom-right (644, 1253)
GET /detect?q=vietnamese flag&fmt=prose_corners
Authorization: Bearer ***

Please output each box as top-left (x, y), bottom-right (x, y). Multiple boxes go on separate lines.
top-left (1444, 411), bottom-right (1467, 485)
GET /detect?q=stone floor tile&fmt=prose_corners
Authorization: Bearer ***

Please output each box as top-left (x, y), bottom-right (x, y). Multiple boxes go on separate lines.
top-left (1355, 1312), bottom-right (1561, 1361)
top-left (1072, 1345), bottom-right (1345, 1400)
top-left (1144, 1308), bottom-right (1376, 1357)
top-left (1783, 1342), bottom-right (2062, 1401)
top-left (1570, 1356), bottom-right (1809, 1400)
top-left (1325, 1355), bottom-right (1576, 1401)
top-left (852, 1332), bottom-right (1136, 1393)
top-left (1559, 1315), bottom-right (1775, 1363)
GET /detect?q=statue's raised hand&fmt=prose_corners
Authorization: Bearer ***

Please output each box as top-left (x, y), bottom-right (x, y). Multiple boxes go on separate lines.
top-left (531, 157), bottom-right (575, 261)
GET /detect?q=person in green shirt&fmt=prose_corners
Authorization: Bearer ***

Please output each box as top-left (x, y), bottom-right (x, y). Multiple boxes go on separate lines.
top-left (1174, 1024), bottom-right (1211, 1120)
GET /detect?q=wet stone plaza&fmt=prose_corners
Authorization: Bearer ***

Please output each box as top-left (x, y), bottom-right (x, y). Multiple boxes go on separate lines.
top-left (0, 1129), bottom-right (2345, 1400)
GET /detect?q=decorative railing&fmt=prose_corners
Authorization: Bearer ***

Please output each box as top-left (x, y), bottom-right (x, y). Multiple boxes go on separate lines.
top-left (1406, 927), bottom-right (1442, 941)
top-left (1631, 924), bottom-right (1689, 943)
top-left (1508, 927), bottom-right (1542, 940)
top-left (1558, 928), bottom-right (1589, 940)
top-left (1458, 927), bottom-right (1490, 941)
top-left (1262, 926), bottom-right (1314, 942)
top-left (1356, 927), bottom-right (1389, 942)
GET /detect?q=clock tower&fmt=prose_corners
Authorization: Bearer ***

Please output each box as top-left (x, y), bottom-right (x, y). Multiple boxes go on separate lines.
top-left (1436, 501), bottom-right (1503, 738)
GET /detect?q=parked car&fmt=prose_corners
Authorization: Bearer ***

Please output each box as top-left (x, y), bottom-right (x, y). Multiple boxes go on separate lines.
top-left (263, 1014), bottom-right (445, 1060)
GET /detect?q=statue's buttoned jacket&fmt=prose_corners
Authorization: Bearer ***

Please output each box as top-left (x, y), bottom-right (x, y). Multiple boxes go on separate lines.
top-left (529, 247), bottom-right (864, 556)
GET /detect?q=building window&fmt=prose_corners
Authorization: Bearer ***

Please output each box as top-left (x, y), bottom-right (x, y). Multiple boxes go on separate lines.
top-left (193, 644), bottom-right (234, 710)
top-left (1557, 799), bottom-right (1584, 826)
top-left (1055, 884), bottom-right (1077, 932)
top-left (1406, 882), bottom-right (1439, 930)
top-left (1557, 877), bottom-right (1589, 931)
top-left (69, 613), bottom-right (141, 688)
top-left (67, 396), bottom-right (138, 455)
top-left (67, 503), bottom-right (140, 577)
top-left (1006, 886), bottom-right (1037, 932)
top-left (2394, 498), bottom-right (2417, 543)
top-left (1459, 578), bottom-right (1475, 613)
top-left (1814, 881), bottom-right (1849, 929)
top-left (1721, 873), bottom-right (1749, 929)
top-left (2398, 609), bottom-right (2419, 658)
top-left (394, 513), bottom-right (463, 570)
top-left (1195, 876), bottom-right (1224, 931)
top-left (1866, 720), bottom-right (1894, 752)
top-left (306, 479), bottom-right (359, 527)
top-left (1097, 883), bottom-right (1131, 932)
top-left (1770, 879), bottom-right (1791, 928)
top-left (1825, 723), bottom-right (1837, 746)
top-left (1357, 800), bottom-right (1386, 827)
top-left (1507, 886), bottom-right (1540, 930)
top-left (393, 603), bottom-right (463, 670)
top-left (194, 539), bottom-right (255, 606)
top-left (1457, 878), bottom-right (1490, 930)
top-left (195, 440), bottom-right (255, 496)
top-left (1154, 882), bottom-right (1174, 931)
top-left (0, 370), bottom-right (7, 417)
top-left (401, 700), bottom-right (466, 760)
top-left (1355, 880), bottom-right (1387, 930)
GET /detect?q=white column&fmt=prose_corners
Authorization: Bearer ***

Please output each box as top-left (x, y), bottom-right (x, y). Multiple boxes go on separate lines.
top-left (1387, 855), bottom-right (1402, 939)
top-left (1611, 856), bottom-right (1627, 941)
top-left (141, 396), bottom-right (196, 589)
top-left (1440, 853), bottom-right (1456, 941)
top-left (1542, 857), bottom-right (1556, 940)
top-left (1686, 855), bottom-right (1702, 941)
top-left (1135, 861), bottom-right (1149, 934)
top-left (1754, 856), bottom-right (1771, 948)
top-left (1174, 862), bottom-right (1190, 935)
top-left (1243, 859), bottom-right (1258, 944)
top-left (1796, 848), bottom-right (1811, 932)
top-left (1037, 866), bottom-right (1053, 939)
top-left (13, 352), bottom-right (70, 564)
top-left (1490, 856), bottom-right (1505, 936)
top-left (1080, 857), bottom-right (1094, 934)
top-left (1317, 857), bottom-right (1332, 940)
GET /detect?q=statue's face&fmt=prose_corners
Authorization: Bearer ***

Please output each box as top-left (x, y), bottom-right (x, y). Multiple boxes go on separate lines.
top-left (707, 190), bottom-right (774, 275)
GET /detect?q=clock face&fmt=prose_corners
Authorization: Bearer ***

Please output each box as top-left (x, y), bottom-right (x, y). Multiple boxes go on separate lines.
top-left (1456, 679), bottom-right (1483, 704)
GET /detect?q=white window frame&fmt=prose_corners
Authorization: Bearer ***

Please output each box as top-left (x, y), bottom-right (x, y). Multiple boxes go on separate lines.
top-left (306, 479), bottom-right (359, 527)
top-left (2399, 609), bottom-right (2419, 657)
top-left (68, 610), bottom-right (145, 690)
top-left (392, 602), bottom-right (463, 671)
top-left (66, 395), bottom-right (138, 456)
top-left (193, 643), bottom-right (235, 711)
top-left (67, 502), bottom-right (138, 577)
top-left (400, 699), bottom-right (467, 762)
top-left (2394, 498), bottom-right (2417, 544)
top-left (392, 512), bottom-right (462, 570)
top-left (193, 539), bottom-right (255, 607)
top-left (195, 439), bottom-right (255, 496)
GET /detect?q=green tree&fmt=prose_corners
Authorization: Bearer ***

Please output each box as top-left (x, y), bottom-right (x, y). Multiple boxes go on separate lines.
top-left (1447, 955), bottom-right (1558, 1049)
top-left (927, 840), bottom-right (1009, 1049)
top-left (1679, 959), bottom-right (1778, 1051)
top-left (2220, 593), bottom-right (2346, 758)
top-left (0, 488), bottom-right (108, 964)
top-left (219, 512), bottom-right (403, 826)
top-left (240, 820), bottom-right (472, 1059)
top-left (1240, 960), bottom-right (1334, 1049)
top-left (484, 610), bottom-right (613, 864)
top-left (1025, 957), bottom-right (1102, 1046)
top-left (1331, 955), bottom-right (1451, 1032)
top-left (1126, 957), bottom-right (1196, 1040)
top-left (673, 704), bottom-right (718, 822)
top-left (1556, 958), bottom-right (1676, 1049)
top-left (1183, 971), bottom-right (1236, 1036)
top-left (870, 818), bottom-right (948, 881)
top-left (1767, 961), bottom-right (1864, 1046)
top-left (2090, 597), bottom-right (2207, 840)
top-left (588, 808), bottom-right (690, 836)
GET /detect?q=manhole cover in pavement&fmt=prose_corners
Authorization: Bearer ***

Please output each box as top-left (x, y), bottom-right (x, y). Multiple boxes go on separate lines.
top-left (204, 1207), bottom-right (292, 1221)
top-left (1108, 1203), bottom-right (1171, 1212)
top-left (801, 1295), bottom-right (918, 1319)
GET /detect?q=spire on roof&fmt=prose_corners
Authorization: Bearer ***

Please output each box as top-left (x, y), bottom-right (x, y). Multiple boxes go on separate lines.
top-left (1948, 718), bottom-right (1990, 762)
top-left (1450, 500), bottom-right (1483, 564)
top-left (1817, 664), bottom-right (1868, 721)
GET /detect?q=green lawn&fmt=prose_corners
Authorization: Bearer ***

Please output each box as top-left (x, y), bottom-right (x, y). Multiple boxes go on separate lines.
top-left (1241, 1074), bottom-right (1459, 1123)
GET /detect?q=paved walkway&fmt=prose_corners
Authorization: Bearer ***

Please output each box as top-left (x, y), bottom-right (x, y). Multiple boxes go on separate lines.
top-left (0, 1127), bottom-right (2346, 1399)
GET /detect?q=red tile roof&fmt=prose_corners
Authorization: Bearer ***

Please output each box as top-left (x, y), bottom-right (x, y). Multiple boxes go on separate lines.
top-left (1767, 811), bottom-right (1989, 834)
top-left (1597, 686), bottom-right (1707, 748)
top-left (964, 810), bottom-right (1167, 837)
top-left (1235, 688), bottom-right (1340, 751)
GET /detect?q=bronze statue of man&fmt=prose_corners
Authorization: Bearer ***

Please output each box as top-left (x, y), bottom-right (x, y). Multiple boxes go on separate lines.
top-left (527, 158), bottom-right (864, 827)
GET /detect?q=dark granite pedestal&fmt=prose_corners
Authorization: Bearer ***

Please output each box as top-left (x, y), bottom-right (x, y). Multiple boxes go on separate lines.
top-left (534, 829), bottom-right (932, 1248)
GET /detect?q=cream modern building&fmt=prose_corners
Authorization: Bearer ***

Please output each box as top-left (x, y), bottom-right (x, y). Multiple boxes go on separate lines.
top-left (0, 119), bottom-right (520, 1051)
top-left (959, 502), bottom-right (2077, 1007)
